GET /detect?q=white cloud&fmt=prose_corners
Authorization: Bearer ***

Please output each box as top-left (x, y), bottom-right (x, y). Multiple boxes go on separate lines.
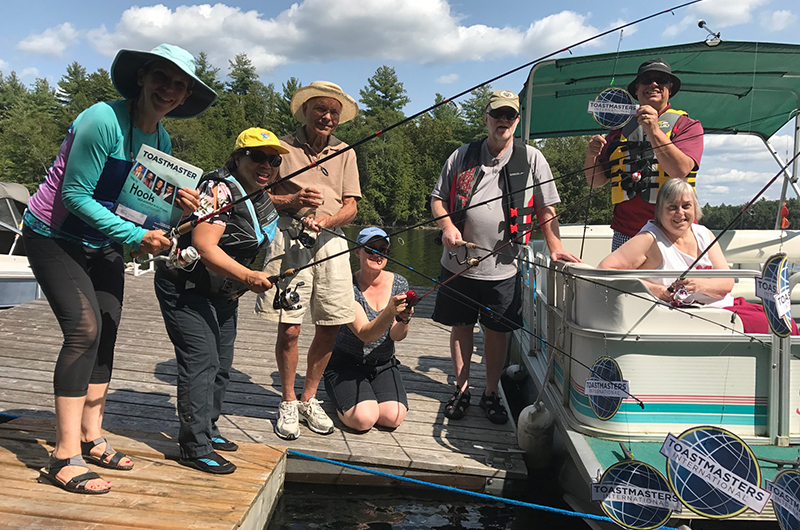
top-left (18, 67), bottom-right (40, 80)
top-left (80, 2), bottom-right (601, 74)
top-left (664, 0), bottom-right (769, 37)
top-left (761, 10), bottom-right (798, 31)
top-left (0, 59), bottom-right (9, 72)
top-left (16, 22), bottom-right (79, 56)
top-left (436, 73), bottom-right (459, 84)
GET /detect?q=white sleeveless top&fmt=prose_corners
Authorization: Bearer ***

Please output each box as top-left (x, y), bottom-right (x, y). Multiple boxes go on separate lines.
top-left (640, 220), bottom-right (734, 308)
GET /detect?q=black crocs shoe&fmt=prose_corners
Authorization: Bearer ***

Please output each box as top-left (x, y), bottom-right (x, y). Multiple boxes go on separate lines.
top-left (179, 451), bottom-right (236, 474)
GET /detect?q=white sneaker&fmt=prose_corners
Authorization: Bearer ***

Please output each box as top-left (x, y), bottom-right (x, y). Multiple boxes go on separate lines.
top-left (297, 397), bottom-right (335, 435)
top-left (275, 400), bottom-right (300, 440)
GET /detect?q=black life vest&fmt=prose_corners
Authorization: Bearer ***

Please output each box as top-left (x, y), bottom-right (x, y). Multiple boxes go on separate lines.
top-left (164, 168), bottom-right (278, 299)
top-left (607, 108), bottom-right (697, 204)
top-left (449, 138), bottom-right (535, 244)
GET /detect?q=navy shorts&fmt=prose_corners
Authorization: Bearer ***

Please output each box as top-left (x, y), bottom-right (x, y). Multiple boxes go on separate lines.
top-left (431, 267), bottom-right (523, 332)
top-left (323, 356), bottom-right (408, 413)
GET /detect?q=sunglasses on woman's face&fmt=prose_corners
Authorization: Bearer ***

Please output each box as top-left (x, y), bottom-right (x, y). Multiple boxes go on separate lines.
top-left (245, 149), bottom-right (282, 167)
top-left (366, 245), bottom-right (390, 255)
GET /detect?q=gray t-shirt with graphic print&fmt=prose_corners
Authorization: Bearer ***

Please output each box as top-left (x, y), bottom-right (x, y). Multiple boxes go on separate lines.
top-left (431, 140), bottom-right (560, 280)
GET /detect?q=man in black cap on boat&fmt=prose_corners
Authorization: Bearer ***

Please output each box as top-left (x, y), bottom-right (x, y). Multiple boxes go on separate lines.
top-left (430, 89), bottom-right (579, 425)
top-left (584, 58), bottom-right (704, 250)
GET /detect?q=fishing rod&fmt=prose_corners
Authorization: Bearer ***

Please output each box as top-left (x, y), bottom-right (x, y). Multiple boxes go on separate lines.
top-left (672, 149), bottom-right (800, 287)
top-left (161, 0), bottom-right (701, 239)
top-left (287, 214), bottom-right (646, 407)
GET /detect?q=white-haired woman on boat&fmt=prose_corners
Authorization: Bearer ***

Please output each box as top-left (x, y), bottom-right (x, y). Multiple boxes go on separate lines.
top-left (599, 178), bottom-right (798, 334)
top-left (598, 178), bottom-right (734, 307)
top-left (22, 43), bottom-right (216, 494)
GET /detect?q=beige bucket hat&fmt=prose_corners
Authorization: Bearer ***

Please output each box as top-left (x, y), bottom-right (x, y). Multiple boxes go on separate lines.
top-left (290, 81), bottom-right (359, 124)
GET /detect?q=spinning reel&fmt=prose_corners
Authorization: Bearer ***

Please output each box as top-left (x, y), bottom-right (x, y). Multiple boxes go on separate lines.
top-left (136, 237), bottom-right (200, 271)
top-left (448, 246), bottom-right (480, 268)
top-left (273, 281), bottom-right (305, 311)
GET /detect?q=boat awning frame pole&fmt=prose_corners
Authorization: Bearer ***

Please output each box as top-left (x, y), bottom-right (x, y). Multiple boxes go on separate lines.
top-left (772, 112), bottom-right (800, 229)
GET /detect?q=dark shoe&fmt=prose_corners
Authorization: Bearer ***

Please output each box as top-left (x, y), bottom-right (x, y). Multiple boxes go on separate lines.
top-left (211, 436), bottom-right (239, 452)
top-left (480, 392), bottom-right (509, 425)
top-left (444, 388), bottom-right (471, 420)
top-left (179, 451), bottom-right (236, 475)
top-left (81, 437), bottom-right (134, 470)
top-left (38, 454), bottom-right (111, 494)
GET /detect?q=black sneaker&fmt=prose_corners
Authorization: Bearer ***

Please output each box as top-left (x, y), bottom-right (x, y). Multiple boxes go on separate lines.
top-left (479, 392), bottom-right (509, 425)
top-left (179, 451), bottom-right (236, 474)
top-left (211, 436), bottom-right (239, 452)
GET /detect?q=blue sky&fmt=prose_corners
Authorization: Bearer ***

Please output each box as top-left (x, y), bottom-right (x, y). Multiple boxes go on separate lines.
top-left (2, 0), bottom-right (799, 207)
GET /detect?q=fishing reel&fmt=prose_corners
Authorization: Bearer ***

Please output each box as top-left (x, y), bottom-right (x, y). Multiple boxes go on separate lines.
top-left (135, 238), bottom-right (200, 271)
top-left (448, 246), bottom-right (480, 268)
top-left (288, 218), bottom-right (317, 248)
top-left (273, 281), bottom-right (305, 311)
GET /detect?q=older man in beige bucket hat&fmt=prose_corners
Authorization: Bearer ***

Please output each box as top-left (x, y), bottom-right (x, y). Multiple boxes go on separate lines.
top-left (255, 81), bottom-right (361, 440)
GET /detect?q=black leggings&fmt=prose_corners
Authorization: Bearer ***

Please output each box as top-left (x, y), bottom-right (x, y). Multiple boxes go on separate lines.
top-left (23, 227), bottom-right (124, 397)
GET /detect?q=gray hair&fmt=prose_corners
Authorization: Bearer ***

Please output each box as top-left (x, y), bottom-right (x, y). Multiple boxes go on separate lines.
top-left (654, 178), bottom-right (702, 226)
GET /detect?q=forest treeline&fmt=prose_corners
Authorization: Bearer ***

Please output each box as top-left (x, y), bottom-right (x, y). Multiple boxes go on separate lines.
top-left (0, 52), bottom-right (792, 229)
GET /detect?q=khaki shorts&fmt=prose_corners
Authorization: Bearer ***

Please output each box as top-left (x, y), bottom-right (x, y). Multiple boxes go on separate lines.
top-left (254, 219), bottom-right (355, 326)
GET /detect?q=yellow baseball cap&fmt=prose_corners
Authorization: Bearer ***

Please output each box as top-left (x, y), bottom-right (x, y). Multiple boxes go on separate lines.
top-left (234, 127), bottom-right (289, 154)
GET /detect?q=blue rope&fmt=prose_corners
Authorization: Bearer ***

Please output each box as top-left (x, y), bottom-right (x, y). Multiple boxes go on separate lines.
top-left (287, 449), bottom-right (682, 530)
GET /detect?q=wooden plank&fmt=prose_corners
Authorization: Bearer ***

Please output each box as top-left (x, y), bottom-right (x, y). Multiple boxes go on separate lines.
top-left (0, 274), bottom-right (527, 489)
top-left (0, 417), bottom-right (287, 530)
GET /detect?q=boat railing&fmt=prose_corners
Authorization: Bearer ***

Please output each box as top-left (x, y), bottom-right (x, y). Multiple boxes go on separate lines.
top-left (519, 245), bottom-right (800, 445)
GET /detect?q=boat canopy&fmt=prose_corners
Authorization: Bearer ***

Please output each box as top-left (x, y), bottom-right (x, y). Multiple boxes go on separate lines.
top-left (519, 41), bottom-right (800, 141)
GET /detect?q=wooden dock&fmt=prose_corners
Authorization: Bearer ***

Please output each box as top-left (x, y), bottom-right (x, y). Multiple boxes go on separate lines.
top-left (0, 416), bottom-right (285, 529)
top-left (0, 272), bottom-right (526, 512)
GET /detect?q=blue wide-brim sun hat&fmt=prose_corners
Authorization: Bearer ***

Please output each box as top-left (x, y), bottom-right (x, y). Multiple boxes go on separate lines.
top-left (111, 43), bottom-right (217, 119)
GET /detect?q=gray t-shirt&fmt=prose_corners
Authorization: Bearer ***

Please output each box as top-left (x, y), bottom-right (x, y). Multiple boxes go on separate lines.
top-left (431, 140), bottom-right (560, 280)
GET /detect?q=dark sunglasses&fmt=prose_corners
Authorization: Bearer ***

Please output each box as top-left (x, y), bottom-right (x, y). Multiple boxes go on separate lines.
top-left (366, 245), bottom-right (390, 255)
top-left (639, 74), bottom-right (672, 86)
top-left (245, 149), bottom-right (282, 167)
top-left (487, 108), bottom-right (519, 121)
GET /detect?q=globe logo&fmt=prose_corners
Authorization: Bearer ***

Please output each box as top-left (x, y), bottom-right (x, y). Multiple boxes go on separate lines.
top-left (592, 88), bottom-right (635, 129)
top-left (666, 426), bottom-right (762, 518)
top-left (588, 356), bottom-right (624, 421)
top-left (598, 460), bottom-right (678, 530)
top-left (770, 469), bottom-right (800, 530)
top-left (758, 253), bottom-right (792, 337)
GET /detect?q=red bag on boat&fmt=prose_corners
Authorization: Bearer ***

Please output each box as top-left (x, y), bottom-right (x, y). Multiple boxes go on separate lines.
top-left (724, 297), bottom-right (799, 335)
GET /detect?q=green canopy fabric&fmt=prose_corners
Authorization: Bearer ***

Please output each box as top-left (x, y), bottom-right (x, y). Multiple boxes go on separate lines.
top-left (519, 41), bottom-right (800, 141)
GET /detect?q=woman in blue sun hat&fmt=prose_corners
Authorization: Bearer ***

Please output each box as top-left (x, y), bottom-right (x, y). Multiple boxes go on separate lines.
top-left (154, 127), bottom-right (285, 474)
top-left (24, 43), bottom-right (216, 494)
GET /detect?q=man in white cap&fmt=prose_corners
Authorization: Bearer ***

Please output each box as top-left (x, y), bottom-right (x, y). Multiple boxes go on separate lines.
top-left (584, 58), bottom-right (703, 251)
top-left (255, 81), bottom-right (361, 439)
top-left (430, 89), bottom-right (578, 425)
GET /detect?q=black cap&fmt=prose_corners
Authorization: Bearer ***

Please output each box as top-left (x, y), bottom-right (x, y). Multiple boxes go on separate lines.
top-left (627, 58), bottom-right (681, 99)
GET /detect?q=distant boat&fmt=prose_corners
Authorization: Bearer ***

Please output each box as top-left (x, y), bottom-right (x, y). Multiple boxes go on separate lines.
top-left (0, 182), bottom-right (40, 309)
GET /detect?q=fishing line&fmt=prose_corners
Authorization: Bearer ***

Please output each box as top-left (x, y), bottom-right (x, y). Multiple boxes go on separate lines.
top-left (287, 449), bottom-right (684, 529)
top-left (289, 214), bottom-right (646, 406)
top-left (164, 1), bottom-right (701, 239)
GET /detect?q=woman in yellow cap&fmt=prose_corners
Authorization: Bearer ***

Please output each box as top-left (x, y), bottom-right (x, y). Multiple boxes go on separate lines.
top-left (154, 127), bottom-right (287, 474)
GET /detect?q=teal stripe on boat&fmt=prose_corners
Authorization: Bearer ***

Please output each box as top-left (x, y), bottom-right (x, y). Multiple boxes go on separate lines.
top-left (569, 386), bottom-right (768, 426)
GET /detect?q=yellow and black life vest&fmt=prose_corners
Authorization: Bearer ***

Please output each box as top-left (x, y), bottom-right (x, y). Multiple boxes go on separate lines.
top-left (608, 108), bottom-right (697, 205)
